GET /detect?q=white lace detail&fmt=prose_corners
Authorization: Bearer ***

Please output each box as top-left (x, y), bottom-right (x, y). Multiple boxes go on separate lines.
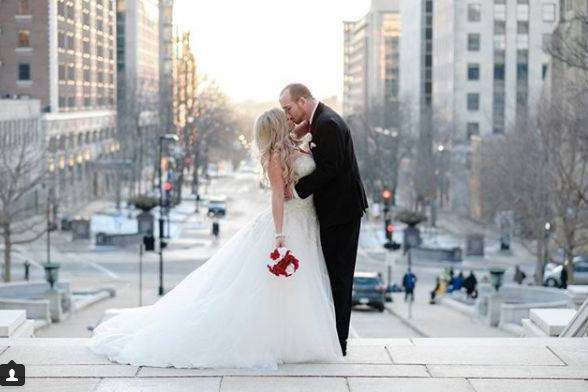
top-left (284, 155), bottom-right (317, 229)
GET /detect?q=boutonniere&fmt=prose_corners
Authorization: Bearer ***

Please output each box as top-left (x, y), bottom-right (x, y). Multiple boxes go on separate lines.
top-left (298, 133), bottom-right (314, 153)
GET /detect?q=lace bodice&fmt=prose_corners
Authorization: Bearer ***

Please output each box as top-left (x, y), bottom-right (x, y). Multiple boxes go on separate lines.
top-left (293, 153), bottom-right (316, 180)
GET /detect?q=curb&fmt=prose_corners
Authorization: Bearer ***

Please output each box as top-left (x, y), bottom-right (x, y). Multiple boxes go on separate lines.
top-left (384, 304), bottom-right (429, 337)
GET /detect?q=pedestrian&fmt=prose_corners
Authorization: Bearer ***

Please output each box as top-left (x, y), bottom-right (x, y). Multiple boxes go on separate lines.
top-left (513, 265), bottom-right (526, 285)
top-left (560, 264), bottom-right (568, 289)
top-left (449, 271), bottom-right (464, 292)
top-left (430, 277), bottom-right (441, 304)
top-left (402, 268), bottom-right (417, 302)
top-left (463, 270), bottom-right (478, 299)
top-left (211, 219), bottom-right (220, 243)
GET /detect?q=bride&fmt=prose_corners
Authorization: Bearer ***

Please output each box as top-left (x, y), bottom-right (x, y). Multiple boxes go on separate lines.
top-left (87, 108), bottom-right (343, 369)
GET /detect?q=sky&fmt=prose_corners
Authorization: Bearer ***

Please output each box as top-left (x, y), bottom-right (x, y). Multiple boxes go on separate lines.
top-left (174, 0), bottom-right (371, 103)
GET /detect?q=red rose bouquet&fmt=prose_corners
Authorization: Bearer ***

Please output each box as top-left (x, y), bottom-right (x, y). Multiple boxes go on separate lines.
top-left (267, 247), bottom-right (300, 277)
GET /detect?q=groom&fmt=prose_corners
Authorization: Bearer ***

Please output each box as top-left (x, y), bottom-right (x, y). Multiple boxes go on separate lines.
top-left (280, 83), bottom-right (368, 356)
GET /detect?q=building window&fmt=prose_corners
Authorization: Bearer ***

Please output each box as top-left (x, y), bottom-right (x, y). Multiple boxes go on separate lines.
top-left (542, 64), bottom-right (549, 79)
top-left (495, 1), bottom-right (506, 20)
top-left (58, 64), bottom-right (66, 80)
top-left (494, 64), bottom-right (505, 80)
top-left (467, 123), bottom-right (480, 140)
top-left (542, 33), bottom-right (553, 50)
top-left (18, 30), bottom-right (30, 47)
top-left (58, 1), bottom-right (66, 16)
top-left (67, 65), bottom-right (75, 80)
top-left (67, 34), bottom-right (74, 50)
top-left (517, 1), bottom-right (530, 21)
top-left (468, 33), bottom-right (480, 51)
top-left (517, 63), bottom-right (528, 81)
top-left (18, 0), bottom-right (30, 15)
top-left (58, 32), bottom-right (65, 48)
top-left (468, 3), bottom-right (481, 22)
top-left (495, 20), bottom-right (506, 34)
top-left (468, 64), bottom-right (480, 80)
top-left (517, 21), bottom-right (529, 34)
top-left (467, 93), bottom-right (480, 111)
top-left (18, 63), bottom-right (31, 80)
top-left (494, 35), bottom-right (506, 50)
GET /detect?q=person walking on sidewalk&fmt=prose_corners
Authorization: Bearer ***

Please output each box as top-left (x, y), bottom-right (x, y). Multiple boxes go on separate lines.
top-left (513, 265), bottom-right (526, 285)
top-left (402, 268), bottom-right (417, 303)
top-left (560, 264), bottom-right (568, 289)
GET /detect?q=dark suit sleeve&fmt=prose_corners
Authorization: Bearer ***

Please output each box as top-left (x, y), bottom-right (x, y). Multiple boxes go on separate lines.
top-left (295, 120), bottom-right (344, 199)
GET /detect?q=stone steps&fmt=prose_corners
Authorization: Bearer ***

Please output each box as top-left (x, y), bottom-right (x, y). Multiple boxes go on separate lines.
top-left (0, 310), bottom-right (34, 338)
top-left (0, 338), bottom-right (587, 391)
top-left (522, 308), bottom-right (577, 337)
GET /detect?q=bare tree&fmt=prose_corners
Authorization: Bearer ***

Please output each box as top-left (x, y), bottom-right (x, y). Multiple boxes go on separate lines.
top-left (478, 117), bottom-right (553, 284)
top-left (118, 77), bottom-right (160, 200)
top-left (538, 91), bottom-right (588, 283)
top-left (348, 100), bottom-right (414, 204)
top-left (542, 6), bottom-right (588, 282)
top-left (0, 138), bottom-right (47, 282)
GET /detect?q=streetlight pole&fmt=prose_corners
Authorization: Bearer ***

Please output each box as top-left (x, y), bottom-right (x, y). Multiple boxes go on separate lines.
top-left (157, 133), bottom-right (178, 296)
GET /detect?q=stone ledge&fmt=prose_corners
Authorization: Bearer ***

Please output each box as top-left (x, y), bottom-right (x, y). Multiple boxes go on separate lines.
top-left (0, 338), bottom-right (587, 391)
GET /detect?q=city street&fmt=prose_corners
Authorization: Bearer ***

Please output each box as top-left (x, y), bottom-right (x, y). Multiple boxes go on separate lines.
top-left (4, 168), bottom-right (520, 339)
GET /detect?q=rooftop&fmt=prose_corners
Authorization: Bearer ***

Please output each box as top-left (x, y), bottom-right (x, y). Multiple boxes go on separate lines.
top-left (1, 337), bottom-right (587, 391)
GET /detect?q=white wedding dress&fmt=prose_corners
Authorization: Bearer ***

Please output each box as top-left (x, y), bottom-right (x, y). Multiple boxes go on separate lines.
top-left (88, 154), bottom-right (343, 369)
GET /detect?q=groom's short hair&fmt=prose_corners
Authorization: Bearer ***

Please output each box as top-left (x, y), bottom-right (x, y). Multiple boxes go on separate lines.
top-left (282, 83), bottom-right (314, 101)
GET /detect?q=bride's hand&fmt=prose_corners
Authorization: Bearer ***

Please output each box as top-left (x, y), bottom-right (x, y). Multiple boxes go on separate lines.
top-left (274, 236), bottom-right (285, 249)
top-left (292, 120), bottom-right (310, 138)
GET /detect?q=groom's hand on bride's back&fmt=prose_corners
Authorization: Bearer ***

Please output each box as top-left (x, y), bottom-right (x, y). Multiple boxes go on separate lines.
top-left (284, 186), bottom-right (293, 201)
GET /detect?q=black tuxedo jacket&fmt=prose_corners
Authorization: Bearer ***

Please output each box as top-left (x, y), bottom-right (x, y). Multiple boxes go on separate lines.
top-left (294, 102), bottom-right (368, 228)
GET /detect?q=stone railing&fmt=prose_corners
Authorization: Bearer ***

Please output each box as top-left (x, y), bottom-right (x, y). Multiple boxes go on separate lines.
top-left (560, 297), bottom-right (588, 337)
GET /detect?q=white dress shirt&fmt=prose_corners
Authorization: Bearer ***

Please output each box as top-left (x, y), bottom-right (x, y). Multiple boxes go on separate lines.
top-left (291, 100), bottom-right (319, 199)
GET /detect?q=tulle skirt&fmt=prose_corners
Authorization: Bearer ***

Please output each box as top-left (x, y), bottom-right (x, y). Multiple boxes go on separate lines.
top-left (87, 199), bottom-right (342, 369)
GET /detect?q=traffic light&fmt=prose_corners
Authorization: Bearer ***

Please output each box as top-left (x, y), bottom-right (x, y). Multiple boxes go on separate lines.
top-left (382, 189), bottom-right (392, 213)
top-left (383, 218), bottom-right (401, 251)
top-left (163, 181), bottom-right (173, 208)
top-left (143, 235), bottom-right (155, 251)
top-left (385, 219), bottom-right (394, 242)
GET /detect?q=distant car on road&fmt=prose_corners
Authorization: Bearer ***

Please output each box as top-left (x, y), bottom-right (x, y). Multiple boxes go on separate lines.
top-left (544, 255), bottom-right (588, 287)
top-left (352, 272), bottom-right (387, 312)
top-left (207, 195), bottom-right (227, 218)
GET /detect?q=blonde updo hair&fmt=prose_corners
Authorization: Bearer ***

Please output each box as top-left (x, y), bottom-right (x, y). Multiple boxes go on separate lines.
top-left (254, 108), bottom-right (297, 188)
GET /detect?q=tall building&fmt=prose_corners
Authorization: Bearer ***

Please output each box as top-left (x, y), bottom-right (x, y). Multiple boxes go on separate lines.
top-left (116, 0), bottom-right (160, 194)
top-left (0, 0), bottom-right (119, 210)
top-left (433, 0), bottom-right (560, 141)
top-left (173, 32), bottom-right (197, 131)
top-left (343, 0), bottom-right (401, 120)
top-left (399, 0), bottom-right (434, 133)
top-left (159, 0), bottom-right (174, 135)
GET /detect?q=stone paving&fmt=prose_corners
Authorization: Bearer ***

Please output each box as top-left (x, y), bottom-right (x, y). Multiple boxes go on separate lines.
top-left (0, 337), bottom-right (587, 391)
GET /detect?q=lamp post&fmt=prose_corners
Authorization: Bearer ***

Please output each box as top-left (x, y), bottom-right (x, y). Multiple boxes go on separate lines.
top-left (158, 133), bottom-right (179, 296)
top-left (42, 179), bottom-right (60, 289)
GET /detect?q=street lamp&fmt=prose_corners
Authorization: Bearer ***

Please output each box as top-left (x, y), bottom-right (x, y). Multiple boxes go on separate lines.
top-left (43, 181), bottom-right (60, 288)
top-left (544, 222), bottom-right (553, 265)
top-left (158, 133), bottom-right (179, 296)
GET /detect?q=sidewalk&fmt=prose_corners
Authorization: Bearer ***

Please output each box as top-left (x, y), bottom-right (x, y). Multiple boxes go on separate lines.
top-left (1, 337), bottom-right (587, 391)
top-left (385, 287), bottom-right (512, 338)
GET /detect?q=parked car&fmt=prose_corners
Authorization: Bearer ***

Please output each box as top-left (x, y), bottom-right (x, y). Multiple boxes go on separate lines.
top-left (544, 255), bottom-right (588, 287)
top-left (207, 195), bottom-right (227, 217)
top-left (352, 272), bottom-right (387, 312)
